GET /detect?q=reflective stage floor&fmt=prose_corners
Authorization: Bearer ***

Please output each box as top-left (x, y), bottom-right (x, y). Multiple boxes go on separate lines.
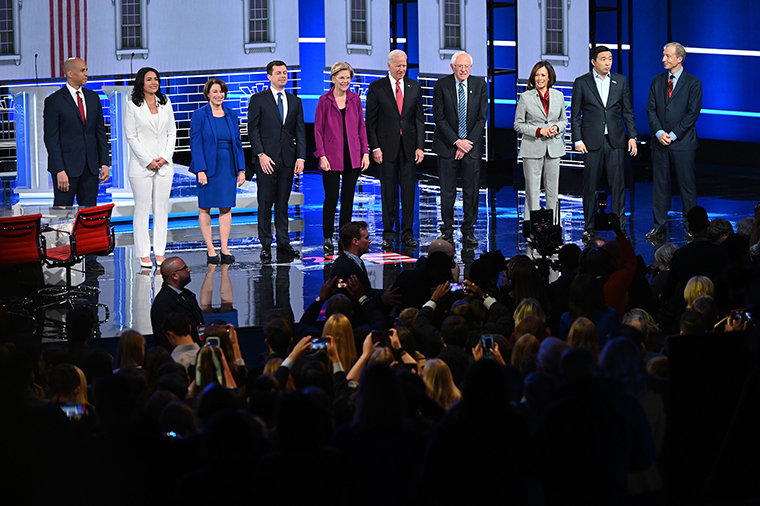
top-left (3, 162), bottom-right (759, 341)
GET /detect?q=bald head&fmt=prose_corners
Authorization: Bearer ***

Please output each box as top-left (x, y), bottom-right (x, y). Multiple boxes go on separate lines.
top-left (63, 58), bottom-right (88, 88)
top-left (160, 257), bottom-right (191, 288)
top-left (428, 239), bottom-right (454, 258)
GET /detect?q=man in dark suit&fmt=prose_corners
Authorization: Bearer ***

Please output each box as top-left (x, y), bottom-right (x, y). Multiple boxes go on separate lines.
top-left (646, 42), bottom-right (703, 241)
top-left (44, 58), bottom-right (110, 206)
top-left (432, 51), bottom-right (488, 247)
top-left (365, 50), bottom-right (425, 251)
top-left (44, 58), bottom-right (111, 272)
top-left (151, 256), bottom-right (204, 350)
top-left (571, 46), bottom-right (638, 240)
top-left (247, 60), bottom-right (306, 262)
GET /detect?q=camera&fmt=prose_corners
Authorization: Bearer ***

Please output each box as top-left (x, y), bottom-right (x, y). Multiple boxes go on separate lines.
top-left (526, 208), bottom-right (563, 256)
top-left (593, 191), bottom-right (614, 231)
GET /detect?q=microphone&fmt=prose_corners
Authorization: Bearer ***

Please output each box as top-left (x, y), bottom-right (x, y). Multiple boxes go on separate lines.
top-left (34, 53), bottom-right (38, 86)
top-left (130, 52), bottom-right (135, 76)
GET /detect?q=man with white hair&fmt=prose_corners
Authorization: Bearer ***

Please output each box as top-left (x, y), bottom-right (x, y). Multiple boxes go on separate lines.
top-left (432, 51), bottom-right (488, 248)
top-left (366, 50), bottom-right (425, 251)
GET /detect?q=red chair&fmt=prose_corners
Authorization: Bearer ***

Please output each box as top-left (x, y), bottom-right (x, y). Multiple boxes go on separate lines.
top-left (0, 213), bottom-right (45, 266)
top-left (42, 203), bottom-right (116, 295)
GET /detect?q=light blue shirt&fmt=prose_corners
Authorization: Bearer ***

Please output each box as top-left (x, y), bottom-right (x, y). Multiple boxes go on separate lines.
top-left (656, 67), bottom-right (685, 142)
top-left (593, 69), bottom-right (611, 135)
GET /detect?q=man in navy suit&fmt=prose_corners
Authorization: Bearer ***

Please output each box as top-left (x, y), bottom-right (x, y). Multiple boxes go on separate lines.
top-left (365, 49), bottom-right (425, 251)
top-left (432, 51), bottom-right (488, 247)
top-left (646, 42), bottom-right (703, 241)
top-left (571, 46), bottom-right (638, 240)
top-left (44, 57), bottom-right (110, 207)
top-left (247, 60), bottom-right (306, 262)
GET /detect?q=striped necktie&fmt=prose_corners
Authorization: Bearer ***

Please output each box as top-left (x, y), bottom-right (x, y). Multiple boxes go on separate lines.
top-left (458, 82), bottom-right (467, 138)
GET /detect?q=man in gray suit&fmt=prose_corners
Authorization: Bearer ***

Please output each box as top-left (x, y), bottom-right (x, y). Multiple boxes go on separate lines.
top-left (432, 51), bottom-right (488, 247)
top-left (571, 46), bottom-right (637, 240)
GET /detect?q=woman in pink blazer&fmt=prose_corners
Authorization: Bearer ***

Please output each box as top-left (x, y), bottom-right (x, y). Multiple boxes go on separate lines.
top-left (314, 61), bottom-right (370, 256)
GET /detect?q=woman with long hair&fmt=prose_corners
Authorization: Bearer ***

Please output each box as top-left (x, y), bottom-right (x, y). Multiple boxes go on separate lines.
top-left (322, 313), bottom-right (357, 371)
top-left (115, 330), bottom-right (146, 370)
top-left (423, 358), bottom-right (461, 410)
top-left (567, 317), bottom-right (600, 361)
top-left (125, 67), bottom-right (177, 268)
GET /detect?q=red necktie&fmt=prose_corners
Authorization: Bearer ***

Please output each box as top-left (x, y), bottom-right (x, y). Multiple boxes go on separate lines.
top-left (667, 75), bottom-right (674, 100)
top-left (76, 90), bottom-right (86, 124)
top-left (395, 80), bottom-right (403, 135)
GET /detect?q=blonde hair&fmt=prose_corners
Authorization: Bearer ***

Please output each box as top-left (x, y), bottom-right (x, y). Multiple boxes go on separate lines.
top-left (190, 345), bottom-right (226, 396)
top-left (567, 317), bottom-right (600, 361)
top-left (511, 333), bottom-right (540, 368)
top-left (72, 366), bottom-right (88, 404)
top-left (513, 298), bottom-right (546, 327)
top-left (330, 61), bottom-right (354, 80)
top-left (423, 359), bottom-right (461, 410)
top-left (264, 358), bottom-right (295, 392)
top-left (115, 330), bottom-right (145, 369)
top-left (323, 313), bottom-right (357, 370)
top-left (684, 276), bottom-right (714, 309)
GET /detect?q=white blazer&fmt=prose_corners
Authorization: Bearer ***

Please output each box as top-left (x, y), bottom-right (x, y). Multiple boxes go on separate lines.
top-left (124, 97), bottom-right (177, 178)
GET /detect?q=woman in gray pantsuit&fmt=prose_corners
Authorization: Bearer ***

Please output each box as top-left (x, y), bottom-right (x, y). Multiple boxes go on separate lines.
top-left (514, 61), bottom-right (567, 230)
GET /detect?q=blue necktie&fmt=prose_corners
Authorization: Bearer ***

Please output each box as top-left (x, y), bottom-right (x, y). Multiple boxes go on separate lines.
top-left (277, 92), bottom-right (284, 123)
top-left (457, 82), bottom-right (467, 139)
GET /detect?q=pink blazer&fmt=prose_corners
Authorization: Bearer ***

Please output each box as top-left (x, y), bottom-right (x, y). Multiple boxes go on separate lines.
top-left (313, 89), bottom-right (369, 171)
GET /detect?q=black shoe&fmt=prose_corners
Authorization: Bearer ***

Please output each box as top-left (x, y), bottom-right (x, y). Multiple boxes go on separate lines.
top-left (260, 248), bottom-right (272, 262)
top-left (438, 233), bottom-right (454, 246)
top-left (381, 239), bottom-right (394, 251)
top-left (645, 228), bottom-right (666, 242)
top-left (402, 237), bottom-right (418, 248)
top-left (323, 238), bottom-right (334, 257)
top-left (277, 244), bottom-right (300, 259)
top-left (207, 253), bottom-right (220, 265)
top-left (462, 232), bottom-right (478, 247)
top-left (220, 252), bottom-right (235, 264)
top-left (85, 259), bottom-right (105, 274)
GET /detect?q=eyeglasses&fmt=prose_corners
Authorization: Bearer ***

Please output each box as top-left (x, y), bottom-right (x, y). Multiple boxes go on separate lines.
top-left (172, 265), bottom-right (189, 275)
top-left (453, 64), bottom-right (472, 71)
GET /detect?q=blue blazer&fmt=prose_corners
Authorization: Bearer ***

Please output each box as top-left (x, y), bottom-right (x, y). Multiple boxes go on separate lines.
top-left (189, 103), bottom-right (245, 177)
top-left (44, 86), bottom-right (110, 177)
top-left (646, 70), bottom-right (702, 152)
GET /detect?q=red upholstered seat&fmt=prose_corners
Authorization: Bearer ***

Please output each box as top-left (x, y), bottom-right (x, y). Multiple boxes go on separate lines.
top-left (0, 214), bottom-right (44, 266)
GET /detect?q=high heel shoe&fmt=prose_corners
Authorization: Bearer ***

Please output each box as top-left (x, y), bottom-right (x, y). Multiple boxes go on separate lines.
top-left (323, 238), bottom-right (334, 257)
top-left (139, 257), bottom-right (153, 269)
top-left (155, 256), bottom-right (165, 267)
top-left (220, 252), bottom-right (235, 264)
top-left (207, 253), bottom-right (221, 265)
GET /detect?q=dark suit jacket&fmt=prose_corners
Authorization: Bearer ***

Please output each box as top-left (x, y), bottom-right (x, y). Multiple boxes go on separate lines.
top-left (246, 88), bottom-right (306, 174)
top-left (189, 104), bottom-right (245, 177)
top-left (150, 284), bottom-right (205, 349)
top-left (365, 76), bottom-right (425, 160)
top-left (570, 71), bottom-right (636, 150)
top-left (661, 237), bottom-right (728, 306)
top-left (44, 86), bottom-right (109, 177)
top-left (646, 70), bottom-right (702, 151)
top-left (432, 74), bottom-right (488, 159)
top-left (328, 254), bottom-right (373, 296)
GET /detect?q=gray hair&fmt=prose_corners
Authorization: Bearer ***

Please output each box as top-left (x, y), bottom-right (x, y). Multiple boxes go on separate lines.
top-left (450, 51), bottom-right (473, 66)
top-left (387, 49), bottom-right (407, 64)
top-left (664, 42), bottom-right (686, 60)
top-left (654, 243), bottom-right (678, 269)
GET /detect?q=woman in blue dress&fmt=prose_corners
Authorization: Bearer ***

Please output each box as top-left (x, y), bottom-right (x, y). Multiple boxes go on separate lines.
top-left (189, 78), bottom-right (246, 264)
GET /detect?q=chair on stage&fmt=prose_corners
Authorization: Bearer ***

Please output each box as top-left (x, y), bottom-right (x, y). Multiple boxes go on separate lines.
top-left (40, 204), bottom-right (115, 329)
top-left (0, 213), bottom-right (45, 321)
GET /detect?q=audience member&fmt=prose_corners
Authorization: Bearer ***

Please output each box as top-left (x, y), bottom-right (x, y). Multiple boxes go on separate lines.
top-left (567, 317), bottom-right (600, 360)
top-left (151, 256), bottom-right (205, 348)
top-left (164, 312), bottom-right (200, 374)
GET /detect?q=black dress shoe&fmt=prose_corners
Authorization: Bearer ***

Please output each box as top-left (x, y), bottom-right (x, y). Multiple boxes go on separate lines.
top-left (438, 233), bottom-right (454, 245)
top-left (277, 244), bottom-right (300, 259)
top-left (645, 228), bottom-right (666, 242)
top-left (207, 253), bottom-right (220, 265)
top-left (260, 248), bottom-right (272, 262)
top-left (462, 232), bottom-right (478, 247)
top-left (85, 259), bottom-right (105, 274)
top-left (323, 238), bottom-right (334, 256)
top-left (220, 252), bottom-right (235, 264)
top-left (381, 239), bottom-right (394, 251)
top-left (402, 237), bottom-right (418, 248)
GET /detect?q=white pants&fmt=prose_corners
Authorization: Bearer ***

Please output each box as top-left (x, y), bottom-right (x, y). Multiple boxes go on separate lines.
top-left (523, 156), bottom-right (560, 222)
top-left (129, 173), bottom-right (173, 258)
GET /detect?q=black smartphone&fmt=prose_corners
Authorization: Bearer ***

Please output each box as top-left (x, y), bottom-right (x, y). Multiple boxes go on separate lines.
top-left (481, 334), bottom-right (494, 360)
top-left (372, 330), bottom-right (389, 346)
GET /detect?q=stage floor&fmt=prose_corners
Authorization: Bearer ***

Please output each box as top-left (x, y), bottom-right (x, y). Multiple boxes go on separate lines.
top-left (5, 163), bottom-right (760, 340)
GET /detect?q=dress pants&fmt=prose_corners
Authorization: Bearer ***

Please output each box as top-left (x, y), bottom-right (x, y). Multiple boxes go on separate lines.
top-left (129, 172), bottom-right (173, 258)
top-left (582, 136), bottom-right (625, 232)
top-left (651, 148), bottom-right (697, 231)
top-left (256, 157), bottom-right (295, 247)
top-left (438, 155), bottom-right (480, 235)
top-left (322, 167), bottom-right (361, 238)
top-left (523, 156), bottom-right (560, 222)
top-left (52, 164), bottom-right (99, 207)
top-left (379, 144), bottom-right (416, 241)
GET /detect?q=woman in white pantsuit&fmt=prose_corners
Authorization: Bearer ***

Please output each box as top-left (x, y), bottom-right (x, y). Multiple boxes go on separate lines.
top-left (514, 61), bottom-right (567, 230)
top-left (125, 67), bottom-right (177, 268)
